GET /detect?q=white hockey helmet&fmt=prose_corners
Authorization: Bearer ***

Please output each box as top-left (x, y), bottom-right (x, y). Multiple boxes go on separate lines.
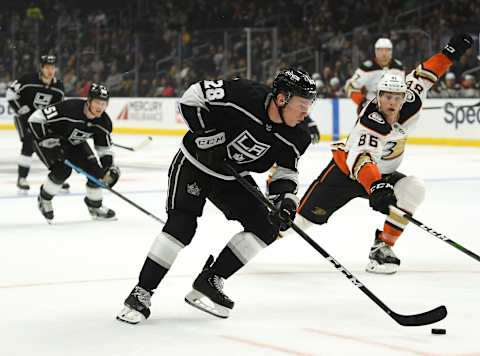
top-left (375, 38), bottom-right (393, 49)
top-left (377, 73), bottom-right (407, 97)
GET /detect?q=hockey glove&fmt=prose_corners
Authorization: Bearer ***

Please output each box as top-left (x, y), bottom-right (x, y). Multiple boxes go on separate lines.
top-left (103, 165), bottom-right (121, 188)
top-left (37, 136), bottom-right (64, 166)
top-left (308, 121), bottom-right (320, 144)
top-left (369, 179), bottom-right (397, 215)
top-left (194, 130), bottom-right (227, 171)
top-left (268, 193), bottom-right (299, 231)
top-left (442, 34), bottom-right (473, 61)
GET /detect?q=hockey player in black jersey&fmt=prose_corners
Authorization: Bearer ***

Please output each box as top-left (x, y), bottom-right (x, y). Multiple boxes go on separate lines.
top-left (28, 83), bottom-right (120, 222)
top-left (117, 68), bottom-right (317, 324)
top-left (6, 55), bottom-right (65, 193)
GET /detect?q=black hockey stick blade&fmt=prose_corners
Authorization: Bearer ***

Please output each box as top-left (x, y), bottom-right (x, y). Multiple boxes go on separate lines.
top-left (224, 163), bottom-right (447, 327)
top-left (291, 223), bottom-right (448, 327)
top-left (390, 305), bottom-right (447, 326)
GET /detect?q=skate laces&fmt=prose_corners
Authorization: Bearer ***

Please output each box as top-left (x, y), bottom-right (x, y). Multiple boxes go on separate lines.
top-left (89, 206), bottom-right (111, 215)
top-left (372, 241), bottom-right (396, 258)
top-left (212, 275), bottom-right (225, 292)
top-left (97, 206), bottom-right (110, 214)
top-left (133, 286), bottom-right (151, 307)
top-left (40, 198), bottom-right (53, 211)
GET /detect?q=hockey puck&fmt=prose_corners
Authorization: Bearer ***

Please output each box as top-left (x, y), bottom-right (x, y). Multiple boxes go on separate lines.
top-left (431, 328), bottom-right (446, 335)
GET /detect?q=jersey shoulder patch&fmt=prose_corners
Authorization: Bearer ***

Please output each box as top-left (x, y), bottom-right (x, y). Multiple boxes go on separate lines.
top-left (398, 90), bottom-right (422, 125)
top-left (359, 103), bottom-right (392, 136)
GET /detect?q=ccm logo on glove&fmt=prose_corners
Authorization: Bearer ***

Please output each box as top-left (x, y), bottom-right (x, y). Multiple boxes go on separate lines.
top-left (195, 132), bottom-right (226, 149)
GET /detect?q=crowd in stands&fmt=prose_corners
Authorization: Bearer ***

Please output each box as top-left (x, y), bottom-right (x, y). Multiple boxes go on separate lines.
top-left (0, 0), bottom-right (478, 99)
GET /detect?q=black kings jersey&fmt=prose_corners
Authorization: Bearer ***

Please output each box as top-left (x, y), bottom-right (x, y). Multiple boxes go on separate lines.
top-left (6, 72), bottom-right (65, 116)
top-left (28, 99), bottom-right (114, 166)
top-left (178, 78), bottom-right (311, 194)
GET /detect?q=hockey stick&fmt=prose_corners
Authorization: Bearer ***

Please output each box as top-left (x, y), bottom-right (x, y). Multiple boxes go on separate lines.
top-left (423, 101), bottom-right (480, 110)
top-left (112, 137), bottom-right (153, 151)
top-left (64, 160), bottom-right (166, 224)
top-left (389, 205), bottom-right (480, 262)
top-left (224, 163), bottom-right (447, 327)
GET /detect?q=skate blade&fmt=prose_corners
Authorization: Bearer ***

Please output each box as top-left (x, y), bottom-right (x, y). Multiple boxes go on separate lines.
top-left (185, 289), bottom-right (230, 319)
top-left (90, 215), bottom-right (118, 221)
top-left (116, 306), bottom-right (146, 325)
top-left (17, 189), bottom-right (29, 196)
top-left (365, 261), bottom-right (398, 275)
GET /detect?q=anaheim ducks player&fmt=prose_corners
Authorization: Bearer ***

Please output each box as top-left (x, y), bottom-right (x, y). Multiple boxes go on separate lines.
top-left (296, 34), bottom-right (473, 274)
top-left (345, 38), bottom-right (405, 114)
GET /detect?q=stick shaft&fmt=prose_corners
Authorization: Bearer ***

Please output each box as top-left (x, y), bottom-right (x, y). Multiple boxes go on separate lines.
top-left (389, 206), bottom-right (480, 262)
top-left (64, 160), bottom-right (165, 224)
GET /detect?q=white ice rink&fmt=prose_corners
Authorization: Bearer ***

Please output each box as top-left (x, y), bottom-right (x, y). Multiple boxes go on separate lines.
top-left (1, 130), bottom-right (479, 356)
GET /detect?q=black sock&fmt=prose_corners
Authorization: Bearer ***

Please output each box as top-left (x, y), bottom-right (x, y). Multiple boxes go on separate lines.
top-left (18, 165), bottom-right (29, 178)
top-left (212, 247), bottom-right (244, 279)
top-left (138, 257), bottom-right (169, 293)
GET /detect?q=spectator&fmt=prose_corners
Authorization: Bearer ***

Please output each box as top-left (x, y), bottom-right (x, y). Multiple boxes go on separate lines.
top-left (431, 72), bottom-right (460, 98)
top-left (459, 74), bottom-right (479, 98)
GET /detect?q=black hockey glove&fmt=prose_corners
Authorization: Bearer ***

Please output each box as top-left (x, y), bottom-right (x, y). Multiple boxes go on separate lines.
top-left (102, 165), bottom-right (121, 188)
top-left (308, 121), bottom-right (320, 144)
top-left (369, 179), bottom-right (397, 215)
top-left (37, 136), bottom-right (64, 166)
top-left (442, 34), bottom-right (473, 61)
top-left (194, 130), bottom-right (227, 171)
top-left (268, 193), bottom-right (298, 231)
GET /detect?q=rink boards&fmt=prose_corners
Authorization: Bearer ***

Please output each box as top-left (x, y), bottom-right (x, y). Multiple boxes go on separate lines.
top-left (0, 97), bottom-right (479, 146)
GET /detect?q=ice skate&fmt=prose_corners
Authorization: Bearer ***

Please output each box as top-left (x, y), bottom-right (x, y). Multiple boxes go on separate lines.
top-left (17, 177), bottom-right (30, 194)
top-left (185, 255), bottom-right (234, 318)
top-left (365, 230), bottom-right (401, 274)
top-left (116, 286), bottom-right (152, 324)
top-left (84, 197), bottom-right (116, 220)
top-left (37, 194), bottom-right (53, 223)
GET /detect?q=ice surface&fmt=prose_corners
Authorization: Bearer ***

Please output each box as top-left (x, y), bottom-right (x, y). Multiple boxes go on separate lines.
top-left (1, 131), bottom-right (479, 356)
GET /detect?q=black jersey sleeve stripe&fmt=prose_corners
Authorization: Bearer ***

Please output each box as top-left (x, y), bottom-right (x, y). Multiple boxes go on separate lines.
top-left (6, 85), bottom-right (21, 112)
top-left (27, 109), bottom-right (48, 139)
top-left (178, 82), bottom-right (219, 132)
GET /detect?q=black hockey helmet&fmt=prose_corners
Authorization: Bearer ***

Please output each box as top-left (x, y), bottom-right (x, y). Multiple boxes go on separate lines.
top-left (40, 55), bottom-right (56, 66)
top-left (88, 83), bottom-right (110, 101)
top-left (272, 68), bottom-right (317, 103)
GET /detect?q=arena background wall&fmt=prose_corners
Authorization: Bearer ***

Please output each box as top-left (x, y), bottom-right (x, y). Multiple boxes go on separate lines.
top-left (0, 98), bottom-right (479, 146)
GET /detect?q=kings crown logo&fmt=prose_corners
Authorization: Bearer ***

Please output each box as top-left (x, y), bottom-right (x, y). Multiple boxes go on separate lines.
top-left (187, 182), bottom-right (201, 197)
